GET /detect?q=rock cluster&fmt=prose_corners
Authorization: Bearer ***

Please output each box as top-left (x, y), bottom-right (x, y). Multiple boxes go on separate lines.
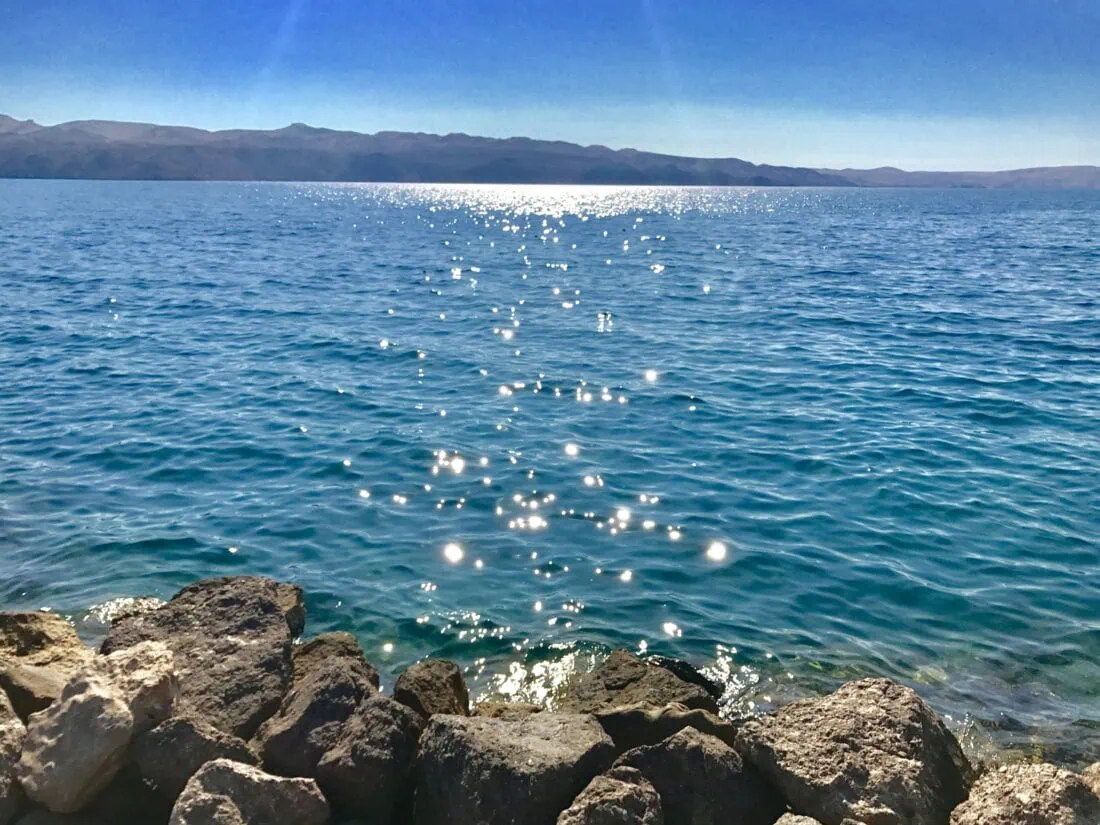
top-left (1, 575), bottom-right (1098, 825)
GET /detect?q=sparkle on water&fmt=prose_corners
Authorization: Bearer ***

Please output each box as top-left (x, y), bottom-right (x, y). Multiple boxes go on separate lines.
top-left (1, 182), bottom-right (1099, 764)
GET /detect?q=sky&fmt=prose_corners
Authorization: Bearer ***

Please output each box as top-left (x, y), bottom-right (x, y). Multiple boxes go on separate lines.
top-left (1, 0), bottom-right (1098, 170)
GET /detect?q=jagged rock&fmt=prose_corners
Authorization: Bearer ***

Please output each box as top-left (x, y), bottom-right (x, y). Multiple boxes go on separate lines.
top-left (1, 690), bottom-right (26, 825)
top-left (614, 727), bottom-right (783, 825)
top-left (1082, 763), bottom-right (1100, 797)
top-left (293, 633), bottom-right (379, 689)
top-left (414, 712), bottom-right (616, 825)
top-left (169, 759), bottom-right (328, 825)
top-left (776, 816), bottom-right (825, 825)
top-left (16, 641), bottom-right (177, 813)
top-left (737, 678), bottom-right (974, 825)
top-left (0, 613), bottom-right (92, 676)
top-left (642, 656), bottom-right (724, 702)
top-left (393, 659), bottom-right (469, 718)
top-left (594, 702), bottom-right (738, 753)
top-left (0, 666), bottom-right (68, 722)
top-left (950, 762), bottom-right (1100, 825)
top-left (556, 766), bottom-right (663, 825)
top-left (134, 716), bottom-right (259, 799)
top-left (473, 701), bottom-right (543, 720)
top-left (558, 650), bottom-right (718, 715)
top-left (102, 577), bottom-right (304, 738)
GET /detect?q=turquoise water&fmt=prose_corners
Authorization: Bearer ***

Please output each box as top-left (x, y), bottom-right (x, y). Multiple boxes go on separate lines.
top-left (1, 181), bottom-right (1098, 762)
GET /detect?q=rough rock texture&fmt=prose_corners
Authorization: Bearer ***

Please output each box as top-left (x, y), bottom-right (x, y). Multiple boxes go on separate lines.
top-left (0, 613), bottom-right (92, 675)
top-left (474, 701), bottom-right (543, 720)
top-left (559, 650), bottom-right (718, 715)
top-left (0, 666), bottom-right (68, 722)
top-left (949, 763), bottom-right (1100, 825)
top-left (556, 766), bottom-right (663, 825)
top-left (13, 813), bottom-right (101, 825)
top-left (415, 712), bottom-right (616, 825)
top-left (393, 659), bottom-right (469, 718)
top-left (134, 716), bottom-right (259, 799)
top-left (775, 816), bottom-right (825, 825)
top-left (1, 690), bottom-right (25, 825)
top-left (737, 678), bottom-right (974, 825)
top-left (1082, 763), bottom-right (1100, 797)
top-left (594, 702), bottom-right (738, 753)
top-left (102, 577), bottom-right (304, 739)
top-left (643, 656), bottom-right (724, 702)
top-left (169, 759), bottom-right (328, 825)
top-left (614, 727), bottom-right (783, 825)
top-left (82, 760), bottom-right (174, 825)
top-left (16, 641), bottom-right (177, 813)
top-left (293, 632), bottom-right (379, 689)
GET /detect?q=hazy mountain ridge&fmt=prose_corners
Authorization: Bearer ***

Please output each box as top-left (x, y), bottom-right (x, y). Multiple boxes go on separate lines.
top-left (1, 115), bottom-right (1097, 187)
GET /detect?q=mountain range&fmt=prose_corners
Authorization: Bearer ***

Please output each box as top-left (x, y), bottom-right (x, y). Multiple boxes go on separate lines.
top-left (2, 114), bottom-right (1098, 188)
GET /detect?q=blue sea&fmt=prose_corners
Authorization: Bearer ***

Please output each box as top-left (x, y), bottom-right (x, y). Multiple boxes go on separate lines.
top-left (1, 181), bottom-right (1097, 763)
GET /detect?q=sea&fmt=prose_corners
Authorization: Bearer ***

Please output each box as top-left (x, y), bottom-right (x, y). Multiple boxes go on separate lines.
top-left (1, 181), bottom-right (1097, 764)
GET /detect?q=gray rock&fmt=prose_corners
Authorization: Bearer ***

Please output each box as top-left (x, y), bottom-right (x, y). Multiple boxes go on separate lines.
top-left (614, 727), bottom-right (783, 825)
top-left (169, 759), bottom-right (328, 825)
top-left (737, 678), bottom-right (974, 825)
top-left (558, 650), bottom-right (718, 715)
top-left (293, 633), bottom-right (379, 689)
top-left (414, 712), bottom-right (616, 825)
top-left (950, 762), bottom-right (1100, 825)
top-left (556, 766), bottom-right (663, 825)
top-left (776, 816), bottom-right (826, 825)
top-left (473, 701), bottom-right (543, 720)
top-left (1, 690), bottom-right (26, 825)
top-left (102, 577), bottom-right (304, 738)
top-left (394, 659), bottom-right (469, 718)
top-left (593, 702), bottom-right (738, 753)
top-left (1082, 763), bottom-right (1100, 797)
top-left (0, 613), bottom-right (92, 676)
top-left (134, 716), bottom-right (259, 799)
top-left (0, 666), bottom-right (68, 722)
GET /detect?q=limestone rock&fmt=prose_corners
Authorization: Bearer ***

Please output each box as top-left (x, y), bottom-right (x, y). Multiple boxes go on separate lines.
top-left (169, 759), bottom-right (328, 825)
top-left (559, 650), bottom-right (718, 715)
top-left (91, 641), bottom-right (178, 734)
top-left (950, 763), bottom-right (1100, 825)
top-left (134, 716), bottom-right (259, 799)
top-left (614, 727), bottom-right (783, 825)
top-left (293, 632), bottom-right (379, 689)
top-left (776, 816), bottom-right (826, 825)
top-left (594, 702), bottom-right (738, 753)
top-left (102, 577), bottom-right (304, 738)
top-left (556, 766), bottom-right (663, 825)
top-left (415, 712), bottom-right (616, 825)
top-left (737, 678), bottom-right (974, 825)
top-left (1, 690), bottom-right (26, 825)
top-left (1082, 763), bottom-right (1100, 797)
top-left (0, 666), bottom-right (68, 722)
top-left (0, 613), bottom-right (92, 676)
top-left (393, 659), bottom-right (469, 718)
top-left (473, 701), bottom-right (543, 720)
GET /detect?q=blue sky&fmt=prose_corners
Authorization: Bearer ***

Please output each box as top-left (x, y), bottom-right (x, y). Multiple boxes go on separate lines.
top-left (1, 0), bottom-right (1098, 169)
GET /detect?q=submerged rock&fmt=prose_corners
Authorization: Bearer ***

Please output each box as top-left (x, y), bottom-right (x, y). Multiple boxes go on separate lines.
top-left (393, 659), bottom-right (469, 718)
top-left (293, 632), bottom-right (379, 689)
top-left (1, 690), bottom-right (25, 825)
top-left (949, 762), bottom-right (1100, 825)
top-left (556, 766), bottom-right (663, 825)
top-left (593, 702), bottom-right (738, 753)
top-left (134, 716), bottom-right (259, 799)
top-left (614, 727), bottom-right (783, 825)
top-left (102, 577), bottom-right (303, 739)
top-left (169, 759), bottom-right (329, 825)
top-left (0, 613), bottom-right (92, 676)
top-left (0, 666), bottom-right (68, 722)
top-left (737, 677), bottom-right (974, 825)
top-left (558, 650), bottom-right (718, 715)
top-left (414, 712), bottom-right (616, 825)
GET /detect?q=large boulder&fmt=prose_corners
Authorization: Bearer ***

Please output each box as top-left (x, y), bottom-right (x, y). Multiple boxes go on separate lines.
top-left (736, 678), bottom-right (974, 825)
top-left (134, 716), bottom-right (259, 799)
top-left (556, 766), bottom-right (663, 825)
top-left (1, 690), bottom-right (25, 825)
top-left (394, 659), bottom-right (469, 718)
top-left (558, 650), bottom-right (718, 715)
top-left (102, 577), bottom-right (304, 739)
top-left (1082, 763), bottom-right (1100, 797)
top-left (293, 633), bottom-right (379, 689)
top-left (593, 702), bottom-right (738, 753)
top-left (168, 759), bottom-right (328, 825)
top-left (0, 613), bottom-right (93, 675)
top-left (949, 763), bottom-right (1100, 825)
top-left (614, 727), bottom-right (783, 825)
top-left (473, 701), bottom-right (543, 720)
top-left (0, 666), bottom-right (68, 722)
top-left (16, 641), bottom-right (177, 813)
top-left (776, 816), bottom-right (825, 825)
top-left (414, 712), bottom-right (616, 825)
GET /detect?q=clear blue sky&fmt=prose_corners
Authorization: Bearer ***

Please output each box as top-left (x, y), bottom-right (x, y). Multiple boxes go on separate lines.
top-left (2, 0), bottom-right (1098, 170)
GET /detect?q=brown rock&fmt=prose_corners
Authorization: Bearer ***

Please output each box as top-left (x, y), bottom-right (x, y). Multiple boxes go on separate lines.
top-left (593, 702), bottom-right (738, 753)
top-left (559, 650), bottom-right (718, 715)
top-left (1082, 763), bottom-right (1100, 797)
top-left (0, 666), bottom-right (68, 722)
top-left (473, 701), bottom-right (544, 720)
top-left (0, 613), bottom-right (92, 676)
top-left (1, 689), bottom-right (25, 825)
top-left (168, 759), bottom-right (328, 825)
top-left (133, 716), bottom-right (259, 799)
top-left (393, 659), bottom-right (469, 718)
top-left (293, 633), bottom-right (378, 688)
top-left (776, 816), bottom-right (826, 825)
top-left (556, 766), bottom-right (663, 825)
top-left (950, 762), bottom-right (1100, 825)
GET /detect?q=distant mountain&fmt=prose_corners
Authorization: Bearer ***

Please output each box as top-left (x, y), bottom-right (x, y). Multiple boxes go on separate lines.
top-left (0, 114), bottom-right (1097, 187)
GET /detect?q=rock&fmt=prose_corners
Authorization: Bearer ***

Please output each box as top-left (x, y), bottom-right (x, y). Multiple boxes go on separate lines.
top-left (473, 701), bottom-right (543, 720)
top-left (414, 712), bottom-right (616, 825)
top-left (293, 633), bottom-right (379, 689)
top-left (314, 695), bottom-right (423, 822)
top-left (1082, 763), bottom-right (1100, 797)
top-left (82, 761), bottom-right (173, 825)
top-left (643, 656), bottom-right (723, 702)
top-left (0, 666), bottom-right (68, 722)
top-left (556, 766), bottom-right (663, 825)
top-left (776, 817), bottom-right (825, 825)
top-left (736, 678), bottom-right (974, 825)
top-left (0, 613), bottom-right (92, 676)
top-left (16, 642), bottom-right (177, 813)
top-left (134, 716), bottom-right (259, 799)
top-left (558, 650), bottom-right (718, 715)
top-left (593, 702), bottom-right (738, 753)
top-left (14, 813), bottom-right (101, 825)
top-left (393, 659), bottom-right (469, 718)
top-left (950, 762), bottom-right (1100, 825)
top-left (169, 759), bottom-right (328, 825)
top-left (614, 727), bottom-right (783, 825)
top-left (102, 577), bottom-right (304, 738)
top-left (2, 690), bottom-right (26, 825)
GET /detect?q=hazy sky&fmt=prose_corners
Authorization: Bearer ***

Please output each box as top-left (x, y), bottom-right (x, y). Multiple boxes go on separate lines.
top-left (2, 0), bottom-right (1098, 170)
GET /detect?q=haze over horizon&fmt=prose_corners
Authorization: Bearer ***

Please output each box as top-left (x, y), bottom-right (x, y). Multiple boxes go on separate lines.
top-left (2, 0), bottom-right (1099, 171)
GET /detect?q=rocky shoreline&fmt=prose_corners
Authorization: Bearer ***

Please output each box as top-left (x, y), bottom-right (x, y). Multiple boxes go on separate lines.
top-left (1, 575), bottom-right (1098, 825)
